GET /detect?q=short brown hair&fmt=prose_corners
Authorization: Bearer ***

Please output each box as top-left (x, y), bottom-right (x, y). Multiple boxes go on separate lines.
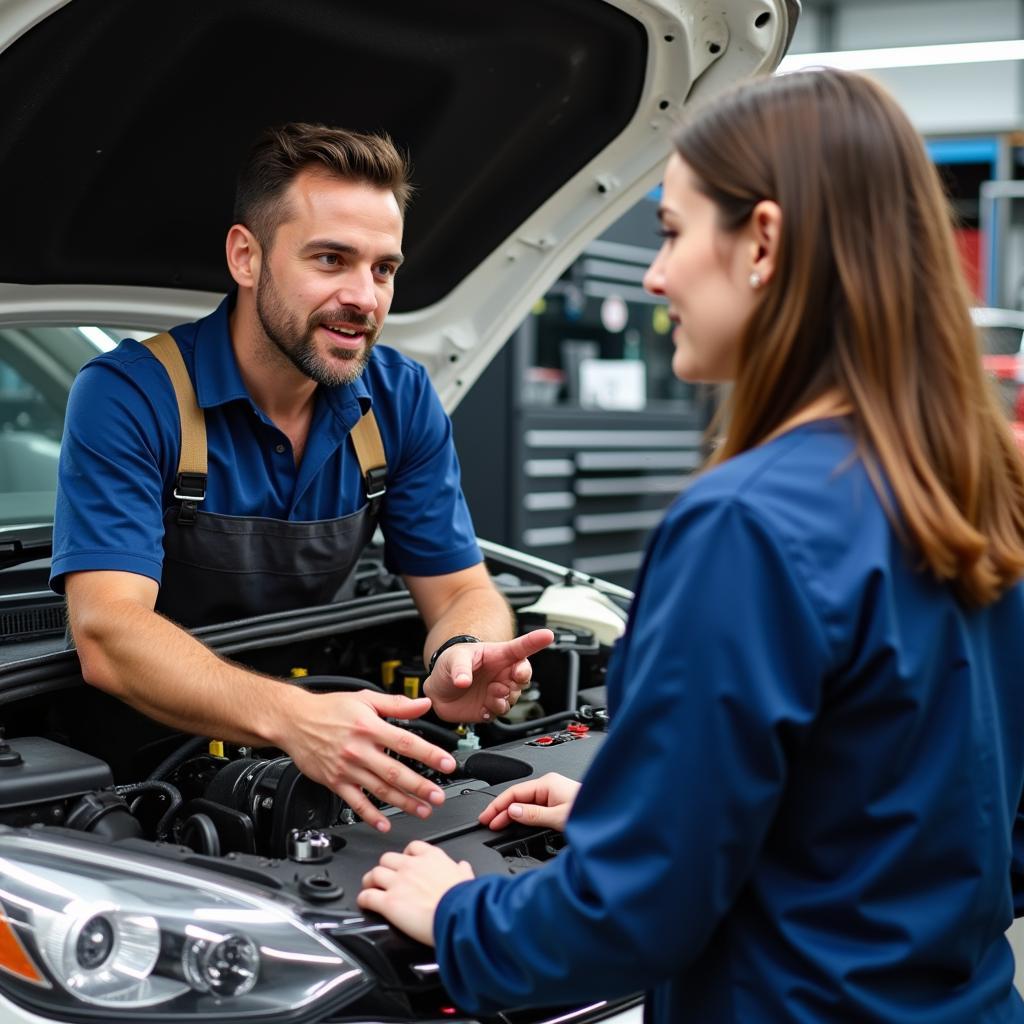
top-left (234, 122), bottom-right (414, 246)
top-left (674, 70), bottom-right (1024, 606)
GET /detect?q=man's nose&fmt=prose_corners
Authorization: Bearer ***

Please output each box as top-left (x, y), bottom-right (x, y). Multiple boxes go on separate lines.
top-left (335, 266), bottom-right (377, 313)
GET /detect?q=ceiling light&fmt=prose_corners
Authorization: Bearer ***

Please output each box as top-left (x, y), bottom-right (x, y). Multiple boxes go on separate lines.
top-left (778, 39), bottom-right (1024, 73)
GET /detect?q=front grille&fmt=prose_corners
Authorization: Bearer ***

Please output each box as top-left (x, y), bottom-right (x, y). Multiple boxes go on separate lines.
top-left (0, 603), bottom-right (66, 643)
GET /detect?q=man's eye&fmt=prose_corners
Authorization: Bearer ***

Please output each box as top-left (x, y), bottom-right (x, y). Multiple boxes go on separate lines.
top-left (317, 254), bottom-right (340, 266)
top-left (374, 263), bottom-right (396, 278)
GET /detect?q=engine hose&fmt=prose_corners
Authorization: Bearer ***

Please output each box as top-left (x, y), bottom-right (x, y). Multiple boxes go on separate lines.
top-left (114, 781), bottom-right (183, 840)
top-left (392, 717), bottom-right (459, 751)
top-left (178, 813), bottom-right (221, 857)
top-left (147, 735), bottom-right (208, 782)
top-left (290, 675), bottom-right (385, 693)
top-left (480, 709), bottom-right (578, 738)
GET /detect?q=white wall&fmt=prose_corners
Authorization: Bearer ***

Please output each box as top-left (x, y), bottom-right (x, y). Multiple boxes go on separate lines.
top-left (838, 0), bottom-right (1020, 48)
top-left (786, 0), bottom-right (1024, 134)
top-left (872, 63), bottom-right (1021, 133)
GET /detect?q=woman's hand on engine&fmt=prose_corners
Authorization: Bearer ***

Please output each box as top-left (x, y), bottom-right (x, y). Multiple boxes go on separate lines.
top-left (424, 628), bottom-right (554, 722)
top-left (358, 840), bottom-right (474, 946)
top-left (478, 772), bottom-right (581, 832)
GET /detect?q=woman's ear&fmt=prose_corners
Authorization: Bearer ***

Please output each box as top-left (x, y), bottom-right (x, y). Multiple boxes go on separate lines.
top-left (225, 224), bottom-right (261, 289)
top-left (749, 199), bottom-right (782, 286)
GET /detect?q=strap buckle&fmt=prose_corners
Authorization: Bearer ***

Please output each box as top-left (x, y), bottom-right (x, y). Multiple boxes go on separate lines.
top-left (364, 466), bottom-right (387, 502)
top-left (173, 472), bottom-right (207, 526)
top-left (173, 472), bottom-right (207, 502)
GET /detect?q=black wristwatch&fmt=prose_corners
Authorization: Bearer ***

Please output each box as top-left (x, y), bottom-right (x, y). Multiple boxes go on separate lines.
top-left (427, 634), bottom-right (480, 675)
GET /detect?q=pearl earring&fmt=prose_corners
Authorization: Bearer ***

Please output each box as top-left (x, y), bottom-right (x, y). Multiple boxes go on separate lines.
top-left (749, 271), bottom-right (762, 289)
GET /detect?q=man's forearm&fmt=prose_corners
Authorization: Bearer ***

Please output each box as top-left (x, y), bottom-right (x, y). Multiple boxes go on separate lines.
top-left (73, 598), bottom-right (296, 746)
top-left (421, 584), bottom-right (514, 667)
top-left (65, 573), bottom-right (460, 830)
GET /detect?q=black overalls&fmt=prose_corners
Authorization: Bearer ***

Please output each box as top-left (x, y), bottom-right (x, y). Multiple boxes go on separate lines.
top-left (143, 333), bottom-right (387, 628)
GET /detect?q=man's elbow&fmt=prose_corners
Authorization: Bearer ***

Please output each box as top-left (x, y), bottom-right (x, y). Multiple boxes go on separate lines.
top-left (68, 594), bottom-right (141, 695)
top-left (71, 614), bottom-right (121, 693)
top-left (65, 572), bottom-right (158, 695)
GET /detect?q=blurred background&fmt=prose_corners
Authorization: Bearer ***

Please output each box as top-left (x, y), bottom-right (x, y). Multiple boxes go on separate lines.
top-left (454, 0), bottom-right (1024, 590)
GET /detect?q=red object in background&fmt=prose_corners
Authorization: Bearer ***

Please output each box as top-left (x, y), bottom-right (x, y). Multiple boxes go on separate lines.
top-left (955, 228), bottom-right (982, 301)
top-left (982, 353), bottom-right (1024, 450)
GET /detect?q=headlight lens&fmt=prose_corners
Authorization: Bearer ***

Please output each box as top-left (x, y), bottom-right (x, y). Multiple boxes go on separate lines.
top-left (180, 930), bottom-right (259, 997)
top-left (43, 901), bottom-right (162, 1003)
top-left (0, 831), bottom-right (369, 1020)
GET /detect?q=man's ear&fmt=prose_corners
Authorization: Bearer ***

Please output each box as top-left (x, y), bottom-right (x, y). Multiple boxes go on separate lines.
top-left (226, 224), bottom-right (261, 289)
top-left (749, 199), bottom-right (782, 286)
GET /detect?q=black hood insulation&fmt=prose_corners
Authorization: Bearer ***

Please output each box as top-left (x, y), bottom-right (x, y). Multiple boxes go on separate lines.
top-left (0, 0), bottom-right (646, 312)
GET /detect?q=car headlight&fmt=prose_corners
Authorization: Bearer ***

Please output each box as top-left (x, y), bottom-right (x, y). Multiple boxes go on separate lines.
top-left (0, 830), bottom-right (369, 1020)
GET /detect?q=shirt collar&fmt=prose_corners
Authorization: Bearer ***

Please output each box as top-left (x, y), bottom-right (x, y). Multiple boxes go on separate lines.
top-left (193, 292), bottom-right (372, 420)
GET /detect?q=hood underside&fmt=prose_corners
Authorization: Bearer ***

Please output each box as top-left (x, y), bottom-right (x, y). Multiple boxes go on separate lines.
top-left (0, 0), bottom-right (646, 313)
top-left (0, 0), bottom-right (797, 406)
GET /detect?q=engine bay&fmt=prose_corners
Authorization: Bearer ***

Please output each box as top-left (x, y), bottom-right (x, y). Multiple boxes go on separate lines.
top-left (0, 552), bottom-right (637, 1021)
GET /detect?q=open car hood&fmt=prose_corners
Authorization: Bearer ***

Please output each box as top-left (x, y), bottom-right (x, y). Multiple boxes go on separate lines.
top-left (0, 0), bottom-right (797, 411)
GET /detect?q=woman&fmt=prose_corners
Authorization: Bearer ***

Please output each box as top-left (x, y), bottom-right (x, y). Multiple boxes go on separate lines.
top-left (358, 70), bottom-right (1024, 1022)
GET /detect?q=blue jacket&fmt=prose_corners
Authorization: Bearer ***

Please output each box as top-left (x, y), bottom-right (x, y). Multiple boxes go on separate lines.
top-left (435, 419), bottom-right (1024, 1022)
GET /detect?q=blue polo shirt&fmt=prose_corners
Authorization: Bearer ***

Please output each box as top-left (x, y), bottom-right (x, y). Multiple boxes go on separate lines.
top-left (434, 419), bottom-right (1024, 1022)
top-left (51, 295), bottom-right (482, 592)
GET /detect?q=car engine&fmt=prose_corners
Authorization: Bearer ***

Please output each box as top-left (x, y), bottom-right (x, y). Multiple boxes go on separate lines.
top-left (0, 562), bottom-right (636, 1022)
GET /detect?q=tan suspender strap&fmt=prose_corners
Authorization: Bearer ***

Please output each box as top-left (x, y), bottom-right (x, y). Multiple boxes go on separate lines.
top-left (349, 409), bottom-right (388, 499)
top-left (142, 331), bottom-right (383, 504)
top-left (142, 332), bottom-right (208, 478)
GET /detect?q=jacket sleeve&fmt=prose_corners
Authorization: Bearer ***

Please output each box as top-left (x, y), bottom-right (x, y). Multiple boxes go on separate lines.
top-left (433, 497), bottom-right (832, 1013)
top-left (1013, 796), bottom-right (1024, 917)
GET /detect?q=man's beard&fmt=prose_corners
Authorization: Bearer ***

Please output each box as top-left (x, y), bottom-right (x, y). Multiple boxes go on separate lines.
top-left (255, 260), bottom-right (379, 387)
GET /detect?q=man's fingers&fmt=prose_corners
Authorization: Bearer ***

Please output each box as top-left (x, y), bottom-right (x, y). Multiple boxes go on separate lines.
top-left (337, 755), bottom-right (441, 830)
top-left (477, 629), bottom-right (553, 673)
top-left (500, 628), bottom-right (555, 662)
top-left (337, 784), bottom-right (390, 832)
top-left (482, 688), bottom-right (511, 716)
top-left (353, 772), bottom-right (435, 821)
top-left (512, 659), bottom-right (532, 685)
top-left (362, 692), bottom-right (433, 720)
top-left (347, 753), bottom-right (448, 813)
top-left (380, 720), bottom-right (457, 777)
top-left (445, 649), bottom-right (477, 687)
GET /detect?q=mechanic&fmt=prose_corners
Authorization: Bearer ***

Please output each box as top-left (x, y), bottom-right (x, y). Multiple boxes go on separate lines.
top-left (51, 123), bottom-right (551, 832)
top-left (358, 71), bottom-right (1024, 1021)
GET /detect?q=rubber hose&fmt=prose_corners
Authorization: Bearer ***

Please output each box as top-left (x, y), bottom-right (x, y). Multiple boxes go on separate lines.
top-left (147, 734), bottom-right (208, 782)
top-left (114, 781), bottom-right (183, 840)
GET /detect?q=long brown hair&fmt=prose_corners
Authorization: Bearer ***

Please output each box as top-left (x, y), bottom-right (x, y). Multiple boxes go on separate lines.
top-left (674, 69), bottom-right (1024, 606)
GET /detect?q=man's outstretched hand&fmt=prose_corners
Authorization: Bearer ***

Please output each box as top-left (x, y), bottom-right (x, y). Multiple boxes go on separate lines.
top-left (282, 689), bottom-right (457, 833)
top-left (424, 628), bottom-right (554, 722)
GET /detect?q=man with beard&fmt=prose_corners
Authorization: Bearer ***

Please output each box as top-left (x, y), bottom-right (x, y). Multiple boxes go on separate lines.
top-left (50, 124), bottom-right (549, 829)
